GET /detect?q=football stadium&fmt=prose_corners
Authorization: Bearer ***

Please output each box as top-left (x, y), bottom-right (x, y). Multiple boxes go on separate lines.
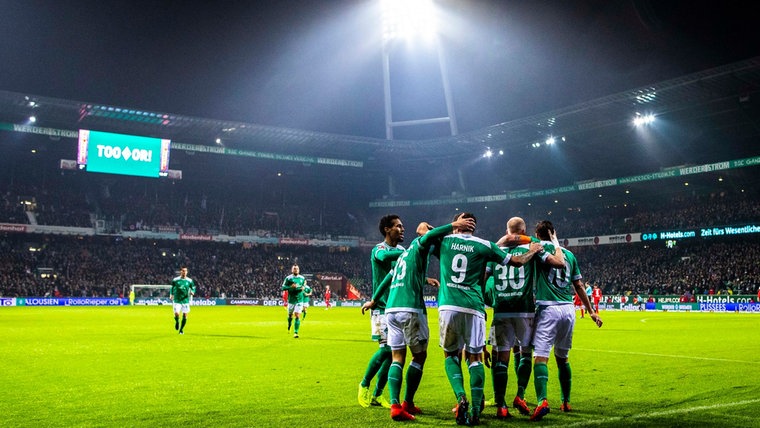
top-left (1, 1), bottom-right (759, 427)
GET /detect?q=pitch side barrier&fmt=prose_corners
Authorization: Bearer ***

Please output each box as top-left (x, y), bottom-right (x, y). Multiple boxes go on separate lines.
top-left (2, 297), bottom-right (129, 306)
top-left (131, 298), bottom-right (361, 307)
top-left (594, 294), bottom-right (760, 312)
top-left (3, 295), bottom-right (757, 312)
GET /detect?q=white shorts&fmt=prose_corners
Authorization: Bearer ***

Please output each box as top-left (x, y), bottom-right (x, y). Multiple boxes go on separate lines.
top-left (288, 302), bottom-right (304, 316)
top-left (387, 311), bottom-right (429, 354)
top-left (371, 310), bottom-right (388, 346)
top-left (303, 302), bottom-right (310, 309)
top-left (532, 304), bottom-right (575, 359)
top-left (490, 317), bottom-right (534, 352)
top-left (438, 310), bottom-right (485, 354)
top-left (173, 303), bottom-right (190, 314)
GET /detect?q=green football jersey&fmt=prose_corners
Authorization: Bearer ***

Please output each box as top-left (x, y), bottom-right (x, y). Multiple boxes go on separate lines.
top-left (370, 241), bottom-right (405, 312)
top-left (437, 234), bottom-right (510, 316)
top-left (171, 276), bottom-right (195, 304)
top-left (301, 284), bottom-right (312, 304)
top-left (373, 224), bottom-right (453, 315)
top-left (282, 274), bottom-right (306, 304)
top-left (485, 244), bottom-right (536, 317)
top-left (535, 245), bottom-right (582, 305)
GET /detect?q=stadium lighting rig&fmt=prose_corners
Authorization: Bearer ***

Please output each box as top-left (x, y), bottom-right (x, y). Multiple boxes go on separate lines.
top-left (381, 0), bottom-right (436, 42)
top-left (633, 113), bottom-right (656, 126)
top-left (380, 0), bottom-right (458, 139)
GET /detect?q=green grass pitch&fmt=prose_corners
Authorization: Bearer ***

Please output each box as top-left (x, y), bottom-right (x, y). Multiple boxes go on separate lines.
top-left (1, 306), bottom-right (759, 427)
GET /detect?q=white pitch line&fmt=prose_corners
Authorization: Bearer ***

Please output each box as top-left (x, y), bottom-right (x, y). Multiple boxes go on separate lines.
top-left (563, 398), bottom-right (760, 427)
top-left (573, 348), bottom-right (760, 365)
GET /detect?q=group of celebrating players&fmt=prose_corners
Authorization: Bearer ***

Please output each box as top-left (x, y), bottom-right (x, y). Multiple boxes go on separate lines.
top-left (167, 210), bottom-right (604, 425)
top-left (358, 212), bottom-right (602, 425)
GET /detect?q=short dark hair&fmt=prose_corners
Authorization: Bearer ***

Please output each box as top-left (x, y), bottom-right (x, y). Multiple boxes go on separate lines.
top-left (378, 214), bottom-right (401, 237)
top-left (535, 220), bottom-right (555, 240)
top-left (453, 212), bottom-right (477, 223)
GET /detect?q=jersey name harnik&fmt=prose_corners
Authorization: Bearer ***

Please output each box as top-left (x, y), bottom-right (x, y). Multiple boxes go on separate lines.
top-left (450, 242), bottom-right (475, 252)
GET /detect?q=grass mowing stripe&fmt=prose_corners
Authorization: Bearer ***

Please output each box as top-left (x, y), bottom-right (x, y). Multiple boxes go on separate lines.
top-left (563, 398), bottom-right (760, 427)
top-left (574, 348), bottom-right (760, 365)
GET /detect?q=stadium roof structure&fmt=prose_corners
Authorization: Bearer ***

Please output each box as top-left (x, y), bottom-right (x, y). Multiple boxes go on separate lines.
top-left (1, 56), bottom-right (759, 204)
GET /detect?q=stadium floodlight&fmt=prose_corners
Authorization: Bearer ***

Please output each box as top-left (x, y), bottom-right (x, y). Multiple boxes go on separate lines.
top-left (380, 0), bottom-right (457, 140)
top-left (633, 113), bottom-right (656, 126)
top-left (545, 136), bottom-right (556, 145)
top-left (483, 148), bottom-right (493, 158)
top-left (28, 115), bottom-right (36, 123)
top-left (381, 0), bottom-right (436, 43)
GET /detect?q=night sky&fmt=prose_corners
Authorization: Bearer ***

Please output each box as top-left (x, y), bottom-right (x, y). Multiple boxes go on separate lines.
top-left (1, 0), bottom-right (756, 139)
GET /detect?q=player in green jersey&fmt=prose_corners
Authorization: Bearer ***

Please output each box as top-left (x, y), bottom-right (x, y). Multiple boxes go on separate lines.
top-left (358, 214), bottom-right (405, 409)
top-left (301, 280), bottom-right (312, 320)
top-left (282, 264), bottom-right (307, 338)
top-left (530, 220), bottom-right (602, 421)
top-left (170, 266), bottom-right (196, 335)
top-left (362, 215), bottom-right (476, 421)
top-left (436, 212), bottom-right (543, 426)
top-left (484, 217), bottom-right (566, 418)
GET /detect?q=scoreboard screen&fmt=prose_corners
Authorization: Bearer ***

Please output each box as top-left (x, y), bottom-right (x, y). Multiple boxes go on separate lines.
top-left (77, 129), bottom-right (171, 178)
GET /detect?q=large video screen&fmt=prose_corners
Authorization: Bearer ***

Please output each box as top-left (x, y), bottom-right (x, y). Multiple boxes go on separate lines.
top-left (77, 129), bottom-right (171, 178)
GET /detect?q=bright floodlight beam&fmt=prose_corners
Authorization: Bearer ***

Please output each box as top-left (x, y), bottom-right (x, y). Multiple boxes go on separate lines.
top-left (633, 113), bottom-right (655, 126)
top-left (381, 0), bottom-right (436, 43)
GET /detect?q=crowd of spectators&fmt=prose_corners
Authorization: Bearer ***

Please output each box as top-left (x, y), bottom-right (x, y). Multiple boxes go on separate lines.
top-left (3, 172), bottom-right (759, 242)
top-left (575, 239), bottom-right (760, 297)
top-left (2, 171), bottom-right (760, 300)
top-left (1, 232), bottom-right (758, 300)
top-left (0, 234), bottom-right (373, 300)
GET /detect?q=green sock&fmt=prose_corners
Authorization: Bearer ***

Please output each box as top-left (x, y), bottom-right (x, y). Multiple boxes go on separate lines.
top-left (404, 361), bottom-right (423, 406)
top-left (374, 348), bottom-right (393, 396)
top-left (180, 316), bottom-right (187, 331)
top-left (516, 354), bottom-right (532, 398)
top-left (513, 351), bottom-right (520, 375)
top-left (469, 361), bottom-right (486, 416)
top-left (387, 362), bottom-right (404, 405)
top-left (287, 316), bottom-right (292, 330)
top-left (492, 362), bottom-right (508, 407)
top-left (558, 361), bottom-right (572, 403)
top-left (294, 318), bottom-right (300, 334)
top-left (444, 356), bottom-right (466, 400)
top-left (534, 362), bottom-right (549, 402)
top-left (302, 310), bottom-right (307, 320)
top-left (361, 348), bottom-right (387, 388)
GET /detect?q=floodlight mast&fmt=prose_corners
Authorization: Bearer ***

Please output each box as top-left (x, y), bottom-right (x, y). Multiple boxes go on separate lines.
top-left (381, 0), bottom-right (458, 140)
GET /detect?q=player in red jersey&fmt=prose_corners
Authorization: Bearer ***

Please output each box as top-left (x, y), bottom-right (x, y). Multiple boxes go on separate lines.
top-left (592, 284), bottom-right (602, 313)
top-left (573, 291), bottom-right (584, 318)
